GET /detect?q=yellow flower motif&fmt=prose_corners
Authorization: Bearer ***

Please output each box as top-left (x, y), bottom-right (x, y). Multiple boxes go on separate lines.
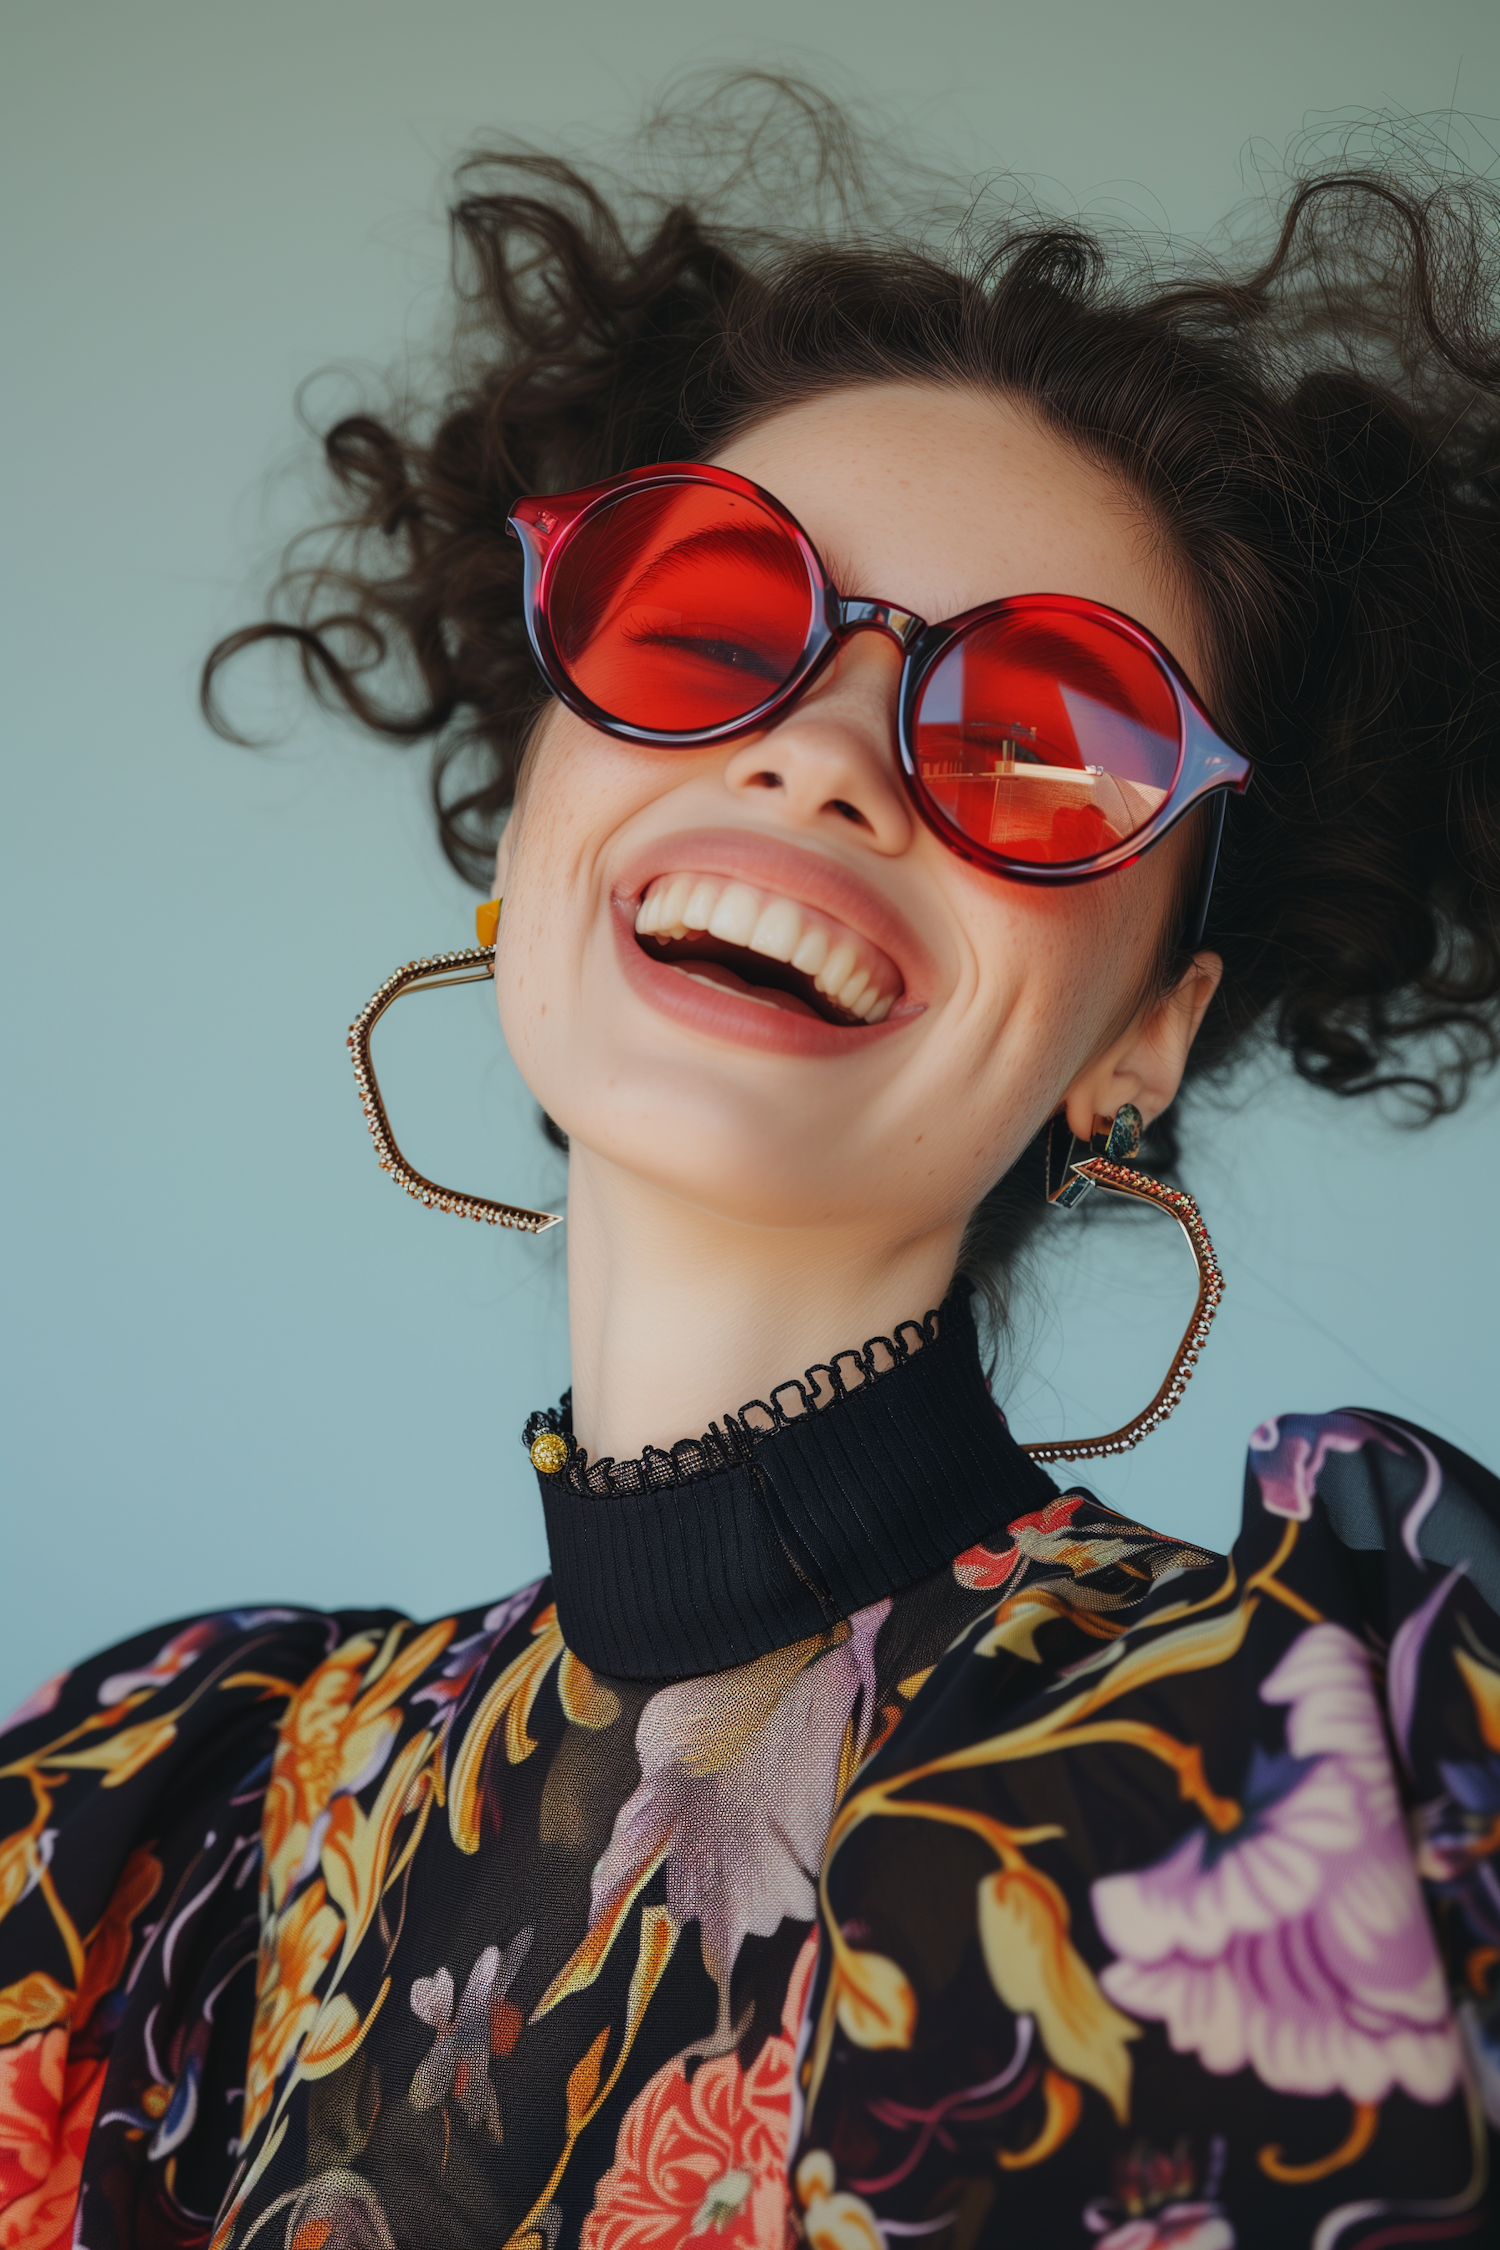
top-left (976, 1587), bottom-right (1122, 1663)
top-left (1456, 1647), bottom-right (1500, 1752)
top-left (997, 2067), bottom-right (1084, 2171)
top-left (242, 1878), bottom-right (343, 2143)
top-left (831, 1946), bottom-right (916, 2051)
top-left (40, 1715), bottom-right (178, 1789)
top-left (448, 1608), bottom-right (618, 1853)
top-left (558, 1651), bottom-right (622, 1733)
top-left (320, 1729), bottom-right (436, 1975)
top-left (0, 1970), bottom-right (71, 2044)
top-left (978, 1862), bottom-right (1137, 2123)
top-left (794, 2151), bottom-right (884, 2250)
top-left (298, 1977), bottom-right (390, 2079)
top-left (0, 1823), bottom-right (44, 1927)
top-left (262, 1620), bottom-right (453, 1911)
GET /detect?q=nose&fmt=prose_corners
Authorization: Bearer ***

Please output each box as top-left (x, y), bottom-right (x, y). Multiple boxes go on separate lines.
top-left (719, 629), bottom-right (915, 852)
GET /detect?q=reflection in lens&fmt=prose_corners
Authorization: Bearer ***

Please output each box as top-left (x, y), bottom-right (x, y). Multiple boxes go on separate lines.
top-left (548, 483), bottom-right (818, 732)
top-left (912, 610), bottom-right (1181, 864)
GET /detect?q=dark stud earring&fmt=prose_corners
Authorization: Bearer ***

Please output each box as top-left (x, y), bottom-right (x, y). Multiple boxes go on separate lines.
top-left (1094, 1101), bottom-right (1143, 1163)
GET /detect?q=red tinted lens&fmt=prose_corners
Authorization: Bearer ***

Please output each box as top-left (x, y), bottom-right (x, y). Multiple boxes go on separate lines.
top-left (911, 609), bottom-right (1181, 865)
top-left (546, 481), bottom-right (818, 733)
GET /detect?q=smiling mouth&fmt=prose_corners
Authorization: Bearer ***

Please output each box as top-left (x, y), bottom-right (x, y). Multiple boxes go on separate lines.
top-left (632, 873), bottom-right (904, 1027)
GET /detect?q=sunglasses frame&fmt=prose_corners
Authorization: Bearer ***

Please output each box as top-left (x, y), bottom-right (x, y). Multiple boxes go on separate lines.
top-left (508, 461), bottom-right (1250, 887)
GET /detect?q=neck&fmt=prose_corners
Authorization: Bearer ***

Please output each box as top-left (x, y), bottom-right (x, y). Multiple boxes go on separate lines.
top-left (563, 1148), bottom-right (965, 1462)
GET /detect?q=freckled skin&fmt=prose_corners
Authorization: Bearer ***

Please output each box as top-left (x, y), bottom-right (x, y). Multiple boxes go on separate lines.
top-left (493, 384), bottom-right (1221, 1458)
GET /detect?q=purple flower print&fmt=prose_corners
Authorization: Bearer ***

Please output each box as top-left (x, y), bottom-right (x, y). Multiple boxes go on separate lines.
top-left (97, 1611), bottom-right (301, 1707)
top-left (1093, 2210), bottom-right (1232, 2250)
top-left (411, 1582), bottom-right (547, 1789)
top-left (1415, 1756), bottom-right (1500, 1938)
top-left (1091, 1624), bottom-right (1462, 2104)
top-left (583, 1600), bottom-right (889, 2056)
top-left (409, 1927), bottom-right (533, 2139)
top-left (412, 1585), bottom-right (546, 1728)
top-left (1082, 2133), bottom-right (1227, 2245)
top-left (1414, 1755), bottom-right (1500, 2124)
top-left (1246, 1413), bottom-right (1380, 1521)
top-left (0, 1669), bottom-right (67, 1737)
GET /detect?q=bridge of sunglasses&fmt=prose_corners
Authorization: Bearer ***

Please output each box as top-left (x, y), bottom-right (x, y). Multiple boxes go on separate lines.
top-left (831, 597), bottom-right (927, 650)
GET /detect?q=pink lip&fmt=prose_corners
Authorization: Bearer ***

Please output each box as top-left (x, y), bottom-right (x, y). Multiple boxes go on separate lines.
top-left (610, 827), bottom-right (934, 1059)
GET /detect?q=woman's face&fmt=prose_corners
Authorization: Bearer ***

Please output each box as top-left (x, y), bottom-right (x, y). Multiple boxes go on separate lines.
top-left (494, 382), bottom-right (1216, 1247)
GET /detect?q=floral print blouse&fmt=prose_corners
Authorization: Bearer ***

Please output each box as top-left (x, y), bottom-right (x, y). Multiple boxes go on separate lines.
top-left (2, 1292), bottom-right (1498, 2250)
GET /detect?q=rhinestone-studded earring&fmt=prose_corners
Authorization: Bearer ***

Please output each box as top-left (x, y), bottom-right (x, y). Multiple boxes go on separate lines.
top-left (1027, 1101), bottom-right (1224, 1466)
top-left (345, 897), bottom-right (563, 1235)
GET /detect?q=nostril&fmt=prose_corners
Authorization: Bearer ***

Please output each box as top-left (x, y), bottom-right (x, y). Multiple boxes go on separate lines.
top-left (830, 799), bottom-right (871, 828)
top-left (748, 770), bottom-right (785, 790)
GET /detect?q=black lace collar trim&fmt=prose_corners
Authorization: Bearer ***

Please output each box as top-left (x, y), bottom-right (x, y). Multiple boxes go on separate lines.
top-left (523, 1290), bottom-right (1056, 1682)
top-left (522, 1307), bottom-right (943, 1498)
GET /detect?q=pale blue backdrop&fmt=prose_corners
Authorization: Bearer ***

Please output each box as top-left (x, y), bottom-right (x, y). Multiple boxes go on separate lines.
top-left (3, 0), bottom-right (1498, 1713)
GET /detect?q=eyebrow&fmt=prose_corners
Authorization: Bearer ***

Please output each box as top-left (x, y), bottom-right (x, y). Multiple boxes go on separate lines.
top-left (992, 624), bottom-right (1155, 714)
top-left (601, 520), bottom-right (1165, 718)
top-left (616, 519), bottom-right (814, 600)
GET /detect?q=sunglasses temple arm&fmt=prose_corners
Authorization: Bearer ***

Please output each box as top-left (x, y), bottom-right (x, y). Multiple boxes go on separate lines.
top-left (1183, 790), bottom-right (1228, 952)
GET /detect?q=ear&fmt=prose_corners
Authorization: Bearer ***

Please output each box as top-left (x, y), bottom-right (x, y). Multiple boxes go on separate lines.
top-left (1062, 952), bottom-right (1223, 1143)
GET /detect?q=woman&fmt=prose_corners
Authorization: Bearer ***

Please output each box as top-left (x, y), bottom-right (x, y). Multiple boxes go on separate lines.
top-left (4, 100), bottom-right (1500, 2249)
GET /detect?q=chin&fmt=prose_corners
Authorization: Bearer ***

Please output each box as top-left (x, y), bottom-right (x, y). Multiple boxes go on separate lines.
top-left (558, 1084), bottom-right (864, 1231)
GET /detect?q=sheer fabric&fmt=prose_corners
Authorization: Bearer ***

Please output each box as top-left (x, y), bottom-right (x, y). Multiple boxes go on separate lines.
top-left (2, 1311), bottom-right (1496, 2247)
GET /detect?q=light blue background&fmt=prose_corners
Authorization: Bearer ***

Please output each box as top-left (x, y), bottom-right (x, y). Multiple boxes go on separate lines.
top-left (4, 1), bottom-right (1498, 1715)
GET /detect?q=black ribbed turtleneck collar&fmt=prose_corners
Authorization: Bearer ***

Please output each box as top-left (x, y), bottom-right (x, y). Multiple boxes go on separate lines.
top-left (523, 1291), bottom-right (1057, 1682)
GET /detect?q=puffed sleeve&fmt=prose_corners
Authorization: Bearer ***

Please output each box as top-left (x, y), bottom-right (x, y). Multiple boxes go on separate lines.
top-left (0, 1604), bottom-right (402, 2250)
top-left (788, 1412), bottom-right (1500, 2244)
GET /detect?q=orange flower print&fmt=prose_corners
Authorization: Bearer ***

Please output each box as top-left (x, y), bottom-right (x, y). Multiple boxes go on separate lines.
top-left (242, 1879), bottom-right (343, 2144)
top-left (580, 1933), bottom-right (817, 2248)
top-left (261, 1622), bottom-right (453, 1912)
top-left (0, 2027), bottom-right (107, 2250)
top-left (953, 1497), bottom-right (1091, 1590)
top-left (73, 1845), bottom-right (162, 2035)
top-left (954, 1499), bottom-right (1209, 1610)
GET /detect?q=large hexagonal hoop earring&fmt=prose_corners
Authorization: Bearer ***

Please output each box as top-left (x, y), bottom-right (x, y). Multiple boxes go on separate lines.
top-left (347, 907), bottom-right (562, 1236)
top-left (1020, 1108), bottom-right (1225, 1465)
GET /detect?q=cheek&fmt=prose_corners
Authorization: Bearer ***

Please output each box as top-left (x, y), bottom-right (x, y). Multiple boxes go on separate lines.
top-left (500, 710), bottom-right (640, 908)
top-left (503, 711), bottom-right (584, 863)
top-left (954, 856), bottom-right (1172, 1093)
top-left (490, 726), bottom-right (595, 1078)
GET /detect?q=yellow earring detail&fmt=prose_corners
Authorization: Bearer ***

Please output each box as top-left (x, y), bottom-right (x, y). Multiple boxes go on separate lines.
top-left (346, 898), bottom-right (563, 1235)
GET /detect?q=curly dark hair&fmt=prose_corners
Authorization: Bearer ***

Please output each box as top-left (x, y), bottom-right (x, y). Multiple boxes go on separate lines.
top-left (203, 84), bottom-right (1500, 1302)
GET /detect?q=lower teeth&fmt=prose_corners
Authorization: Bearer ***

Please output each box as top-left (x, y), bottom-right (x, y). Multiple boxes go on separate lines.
top-left (668, 961), bottom-right (839, 1022)
top-left (679, 970), bottom-right (791, 1010)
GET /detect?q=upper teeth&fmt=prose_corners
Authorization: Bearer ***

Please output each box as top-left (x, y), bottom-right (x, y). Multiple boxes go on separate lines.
top-left (634, 874), bottom-right (898, 1023)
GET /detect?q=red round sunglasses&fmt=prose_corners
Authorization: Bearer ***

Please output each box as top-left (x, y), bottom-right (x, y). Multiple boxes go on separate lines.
top-left (507, 461), bottom-right (1250, 916)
